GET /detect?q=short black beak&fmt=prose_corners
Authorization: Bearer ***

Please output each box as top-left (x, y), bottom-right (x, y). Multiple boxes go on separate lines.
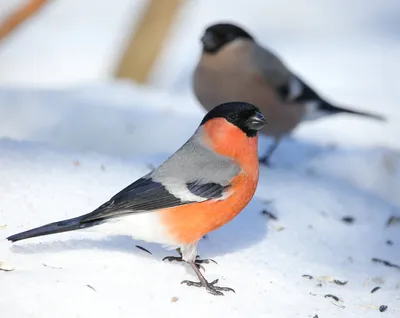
top-left (246, 111), bottom-right (266, 130)
top-left (201, 32), bottom-right (217, 52)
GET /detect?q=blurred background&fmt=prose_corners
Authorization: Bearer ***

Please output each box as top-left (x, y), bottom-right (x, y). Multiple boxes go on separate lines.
top-left (0, 0), bottom-right (399, 157)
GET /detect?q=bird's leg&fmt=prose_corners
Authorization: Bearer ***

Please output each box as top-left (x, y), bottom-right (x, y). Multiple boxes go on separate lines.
top-left (259, 138), bottom-right (281, 166)
top-left (181, 261), bottom-right (235, 296)
top-left (162, 248), bottom-right (217, 270)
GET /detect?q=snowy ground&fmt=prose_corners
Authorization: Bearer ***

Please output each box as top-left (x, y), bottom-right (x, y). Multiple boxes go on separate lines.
top-left (1, 1), bottom-right (400, 317)
top-left (0, 83), bottom-right (399, 318)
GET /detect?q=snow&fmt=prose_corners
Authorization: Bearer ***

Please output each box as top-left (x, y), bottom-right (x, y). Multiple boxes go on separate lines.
top-left (0, 82), bottom-right (203, 156)
top-left (1, 0), bottom-right (400, 317)
top-left (0, 84), bottom-right (399, 317)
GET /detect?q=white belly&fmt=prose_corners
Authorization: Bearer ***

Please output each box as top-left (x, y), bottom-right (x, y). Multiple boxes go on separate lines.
top-left (92, 212), bottom-right (179, 249)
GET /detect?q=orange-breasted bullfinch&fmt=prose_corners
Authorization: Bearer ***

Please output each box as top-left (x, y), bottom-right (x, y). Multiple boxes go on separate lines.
top-left (193, 23), bottom-right (386, 165)
top-left (7, 101), bottom-right (266, 296)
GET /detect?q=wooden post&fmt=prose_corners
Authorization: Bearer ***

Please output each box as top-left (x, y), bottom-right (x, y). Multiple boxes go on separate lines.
top-left (0, 0), bottom-right (48, 42)
top-left (114, 0), bottom-right (184, 84)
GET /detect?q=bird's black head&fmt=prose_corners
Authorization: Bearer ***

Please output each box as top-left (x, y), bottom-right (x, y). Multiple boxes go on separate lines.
top-left (200, 102), bottom-right (266, 137)
top-left (201, 23), bottom-right (254, 54)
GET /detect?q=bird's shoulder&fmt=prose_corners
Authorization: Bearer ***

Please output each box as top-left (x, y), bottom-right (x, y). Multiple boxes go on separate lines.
top-left (80, 132), bottom-right (241, 222)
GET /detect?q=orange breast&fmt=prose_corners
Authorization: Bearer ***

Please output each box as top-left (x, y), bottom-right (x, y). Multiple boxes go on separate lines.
top-left (160, 119), bottom-right (259, 245)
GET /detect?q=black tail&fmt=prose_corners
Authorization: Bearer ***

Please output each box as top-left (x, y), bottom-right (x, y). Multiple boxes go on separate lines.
top-left (6, 216), bottom-right (103, 243)
top-left (319, 101), bottom-right (386, 121)
top-left (288, 77), bottom-right (386, 122)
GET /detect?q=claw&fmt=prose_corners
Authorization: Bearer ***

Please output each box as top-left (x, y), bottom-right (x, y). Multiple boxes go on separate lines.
top-left (181, 280), bottom-right (202, 287)
top-left (163, 255), bottom-right (216, 268)
top-left (194, 256), bottom-right (218, 265)
top-left (181, 278), bottom-right (235, 296)
top-left (197, 264), bottom-right (205, 272)
top-left (162, 256), bottom-right (182, 262)
top-left (197, 258), bottom-right (218, 265)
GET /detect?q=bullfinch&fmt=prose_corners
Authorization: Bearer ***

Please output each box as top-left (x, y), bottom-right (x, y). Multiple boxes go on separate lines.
top-left (7, 101), bottom-right (266, 296)
top-left (193, 23), bottom-right (386, 165)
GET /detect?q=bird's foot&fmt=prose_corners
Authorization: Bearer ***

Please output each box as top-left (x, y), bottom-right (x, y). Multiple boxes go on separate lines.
top-left (194, 255), bottom-right (217, 266)
top-left (258, 156), bottom-right (272, 167)
top-left (162, 255), bottom-right (217, 270)
top-left (162, 255), bottom-right (184, 263)
top-left (181, 278), bottom-right (235, 296)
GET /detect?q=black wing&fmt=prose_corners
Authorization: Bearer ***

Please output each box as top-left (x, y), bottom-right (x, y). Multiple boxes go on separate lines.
top-left (276, 75), bottom-right (321, 103)
top-left (80, 177), bottom-right (230, 223)
top-left (6, 177), bottom-right (231, 243)
top-left (186, 181), bottom-right (229, 199)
